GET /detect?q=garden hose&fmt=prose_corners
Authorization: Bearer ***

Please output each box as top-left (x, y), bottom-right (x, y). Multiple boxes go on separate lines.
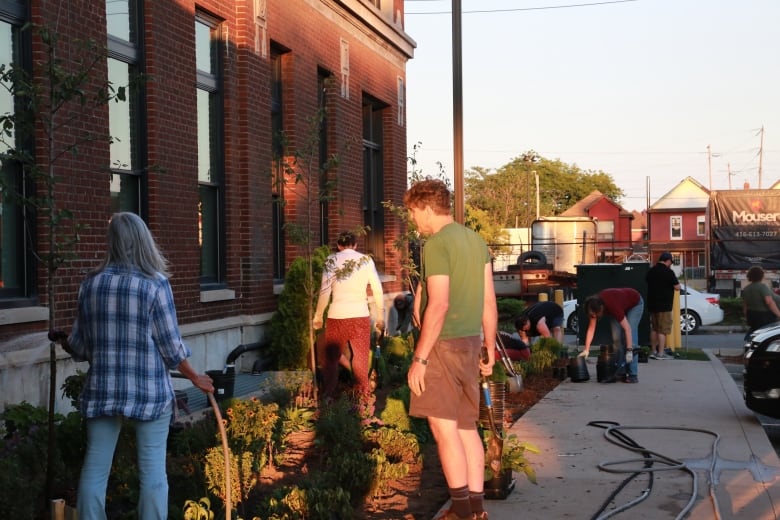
top-left (208, 392), bottom-right (232, 520)
top-left (587, 421), bottom-right (722, 520)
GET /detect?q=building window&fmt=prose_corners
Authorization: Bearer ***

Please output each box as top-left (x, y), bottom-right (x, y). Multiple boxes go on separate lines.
top-left (397, 76), bottom-right (404, 126)
top-left (340, 38), bottom-right (349, 99)
top-left (596, 220), bottom-right (614, 241)
top-left (270, 48), bottom-right (285, 280)
top-left (0, 1), bottom-right (35, 306)
top-left (696, 215), bottom-right (705, 236)
top-left (362, 96), bottom-right (385, 270)
top-left (107, 0), bottom-right (144, 215)
top-left (196, 13), bottom-right (225, 286)
top-left (318, 70), bottom-right (330, 247)
top-left (670, 215), bottom-right (682, 240)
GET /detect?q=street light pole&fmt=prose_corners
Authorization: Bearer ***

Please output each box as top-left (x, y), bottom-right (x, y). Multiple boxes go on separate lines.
top-left (534, 170), bottom-right (540, 219)
top-left (451, 0), bottom-right (464, 223)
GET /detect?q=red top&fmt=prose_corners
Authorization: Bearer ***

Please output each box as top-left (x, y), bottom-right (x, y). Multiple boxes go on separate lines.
top-left (599, 288), bottom-right (641, 322)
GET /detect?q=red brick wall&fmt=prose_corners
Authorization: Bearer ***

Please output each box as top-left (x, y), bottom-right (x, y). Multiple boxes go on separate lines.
top-left (4, 0), bottom-right (410, 340)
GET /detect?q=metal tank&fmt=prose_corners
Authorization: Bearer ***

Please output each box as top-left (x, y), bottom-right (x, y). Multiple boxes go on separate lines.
top-left (531, 217), bottom-right (598, 274)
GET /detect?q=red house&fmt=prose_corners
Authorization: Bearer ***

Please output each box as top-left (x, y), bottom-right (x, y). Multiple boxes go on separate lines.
top-left (646, 177), bottom-right (710, 280)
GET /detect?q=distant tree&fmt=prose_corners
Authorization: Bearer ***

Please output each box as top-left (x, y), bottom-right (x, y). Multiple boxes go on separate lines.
top-left (464, 204), bottom-right (509, 255)
top-left (465, 153), bottom-right (624, 229)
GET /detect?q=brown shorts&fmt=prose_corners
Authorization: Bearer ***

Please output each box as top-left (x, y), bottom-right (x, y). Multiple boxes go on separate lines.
top-left (650, 311), bottom-right (673, 335)
top-left (409, 336), bottom-right (481, 429)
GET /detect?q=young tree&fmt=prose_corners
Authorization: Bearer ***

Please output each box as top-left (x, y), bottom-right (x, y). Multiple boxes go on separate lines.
top-left (268, 86), bottom-right (349, 404)
top-left (0, 23), bottom-right (132, 504)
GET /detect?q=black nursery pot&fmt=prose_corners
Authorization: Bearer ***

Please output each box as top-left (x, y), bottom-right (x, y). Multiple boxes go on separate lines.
top-left (484, 468), bottom-right (515, 500)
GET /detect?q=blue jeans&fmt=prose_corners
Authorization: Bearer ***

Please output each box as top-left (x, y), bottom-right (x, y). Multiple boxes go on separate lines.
top-left (609, 296), bottom-right (644, 379)
top-left (78, 404), bottom-right (172, 519)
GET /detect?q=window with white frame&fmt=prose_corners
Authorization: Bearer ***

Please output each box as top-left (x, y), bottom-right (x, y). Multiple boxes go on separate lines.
top-left (696, 215), bottom-right (705, 236)
top-left (670, 215), bottom-right (682, 239)
top-left (596, 220), bottom-right (614, 240)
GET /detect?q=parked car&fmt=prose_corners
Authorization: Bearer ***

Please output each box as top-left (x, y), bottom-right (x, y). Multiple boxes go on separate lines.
top-left (743, 321), bottom-right (780, 419)
top-left (563, 299), bottom-right (578, 334)
top-left (562, 284), bottom-right (723, 335)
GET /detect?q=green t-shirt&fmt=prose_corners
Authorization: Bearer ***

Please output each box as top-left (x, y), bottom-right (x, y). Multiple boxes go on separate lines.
top-left (742, 281), bottom-right (773, 311)
top-left (420, 222), bottom-right (491, 339)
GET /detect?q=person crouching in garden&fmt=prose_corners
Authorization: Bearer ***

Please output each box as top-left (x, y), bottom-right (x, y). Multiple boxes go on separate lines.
top-left (581, 288), bottom-right (644, 384)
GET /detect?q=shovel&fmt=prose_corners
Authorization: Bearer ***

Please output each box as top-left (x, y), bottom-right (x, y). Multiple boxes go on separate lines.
top-left (495, 333), bottom-right (523, 393)
top-left (481, 348), bottom-right (504, 476)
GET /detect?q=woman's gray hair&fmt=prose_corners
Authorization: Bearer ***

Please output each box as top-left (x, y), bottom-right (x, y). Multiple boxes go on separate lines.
top-left (95, 212), bottom-right (170, 278)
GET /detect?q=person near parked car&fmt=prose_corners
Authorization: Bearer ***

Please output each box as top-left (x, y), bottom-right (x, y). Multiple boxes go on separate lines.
top-left (645, 252), bottom-right (680, 360)
top-left (404, 179), bottom-right (498, 520)
top-left (49, 212), bottom-right (214, 519)
top-left (515, 300), bottom-right (565, 344)
top-left (581, 287), bottom-right (644, 384)
top-left (313, 231), bottom-right (385, 397)
top-left (742, 266), bottom-right (780, 336)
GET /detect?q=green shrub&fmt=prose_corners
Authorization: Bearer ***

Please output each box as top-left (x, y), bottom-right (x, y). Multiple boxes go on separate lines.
top-left (497, 298), bottom-right (526, 330)
top-left (268, 245), bottom-right (330, 370)
top-left (719, 297), bottom-right (744, 325)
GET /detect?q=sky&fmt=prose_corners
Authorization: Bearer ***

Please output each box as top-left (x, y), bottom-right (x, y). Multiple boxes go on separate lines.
top-left (403, 0), bottom-right (780, 212)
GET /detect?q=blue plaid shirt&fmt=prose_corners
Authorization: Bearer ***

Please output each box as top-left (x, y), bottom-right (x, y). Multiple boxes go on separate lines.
top-left (69, 265), bottom-right (191, 421)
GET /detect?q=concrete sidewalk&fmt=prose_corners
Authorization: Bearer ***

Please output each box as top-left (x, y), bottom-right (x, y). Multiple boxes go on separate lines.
top-left (437, 351), bottom-right (780, 519)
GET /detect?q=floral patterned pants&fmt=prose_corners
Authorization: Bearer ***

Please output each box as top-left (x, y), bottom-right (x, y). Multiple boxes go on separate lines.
top-left (319, 316), bottom-right (371, 396)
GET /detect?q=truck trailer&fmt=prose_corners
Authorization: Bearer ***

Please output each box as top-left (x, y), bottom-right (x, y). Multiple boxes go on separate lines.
top-left (709, 189), bottom-right (780, 295)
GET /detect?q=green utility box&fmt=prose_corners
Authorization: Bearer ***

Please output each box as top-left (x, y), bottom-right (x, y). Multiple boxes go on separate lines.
top-left (576, 262), bottom-right (650, 347)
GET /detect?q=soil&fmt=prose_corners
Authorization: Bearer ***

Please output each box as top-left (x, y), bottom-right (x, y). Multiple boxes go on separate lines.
top-left (255, 373), bottom-right (561, 520)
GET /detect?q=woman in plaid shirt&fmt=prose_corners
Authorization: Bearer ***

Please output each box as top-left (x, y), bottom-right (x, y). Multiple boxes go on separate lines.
top-left (54, 212), bottom-right (213, 519)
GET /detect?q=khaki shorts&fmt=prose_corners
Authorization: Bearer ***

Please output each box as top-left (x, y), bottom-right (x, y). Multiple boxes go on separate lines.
top-left (409, 336), bottom-right (481, 429)
top-left (650, 311), bottom-right (673, 335)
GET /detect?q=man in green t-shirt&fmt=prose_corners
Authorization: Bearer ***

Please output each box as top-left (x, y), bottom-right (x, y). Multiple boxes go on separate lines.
top-left (404, 179), bottom-right (498, 520)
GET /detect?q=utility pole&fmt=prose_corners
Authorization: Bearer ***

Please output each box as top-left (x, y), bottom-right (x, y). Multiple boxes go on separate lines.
top-left (707, 144), bottom-right (712, 191)
top-left (728, 162), bottom-right (732, 190)
top-left (451, 0), bottom-right (464, 223)
top-left (758, 125), bottom-right (764, 189)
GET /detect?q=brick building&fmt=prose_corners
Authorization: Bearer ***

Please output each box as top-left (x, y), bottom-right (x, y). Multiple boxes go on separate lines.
top-left (0, 0), bottom-right (414, 411)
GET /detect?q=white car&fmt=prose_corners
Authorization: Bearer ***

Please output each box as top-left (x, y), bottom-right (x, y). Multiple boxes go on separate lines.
top-left (562, 284), bottom-right (724, 335)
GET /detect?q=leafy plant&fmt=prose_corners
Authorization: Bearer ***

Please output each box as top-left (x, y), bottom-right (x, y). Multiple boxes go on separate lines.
top-left (223, 397), bottom-right (280, 469)
top-left (61, 370), bottom-right (86, 410)
top-left (204, 447), bottom-right (256, 511)
top-left (492, 433), bottom-right (540, 484)
top-left (183, 497), bottom-right (215, 520)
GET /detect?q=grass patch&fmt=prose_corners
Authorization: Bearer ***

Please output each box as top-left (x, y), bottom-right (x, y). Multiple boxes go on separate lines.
top-left (669, 348), bottom-right (708, 361)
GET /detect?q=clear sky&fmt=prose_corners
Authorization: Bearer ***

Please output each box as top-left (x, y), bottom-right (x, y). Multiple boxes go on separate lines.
top-left (403, 0), bottom-right (780, 212)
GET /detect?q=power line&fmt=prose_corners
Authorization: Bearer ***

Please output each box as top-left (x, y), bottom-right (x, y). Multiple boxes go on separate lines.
top-left (407, 0), bottom-right (638, 16)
